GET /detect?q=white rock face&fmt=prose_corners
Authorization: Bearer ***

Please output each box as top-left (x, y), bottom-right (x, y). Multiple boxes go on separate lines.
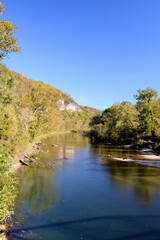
top-left (58, 99), bottom-right (81, 112)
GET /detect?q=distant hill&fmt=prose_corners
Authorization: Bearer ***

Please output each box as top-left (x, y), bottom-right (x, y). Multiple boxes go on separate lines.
top-left (84, 106), bottom-right (102, 115)
top-left (1, 64), bottom-right (97, 155)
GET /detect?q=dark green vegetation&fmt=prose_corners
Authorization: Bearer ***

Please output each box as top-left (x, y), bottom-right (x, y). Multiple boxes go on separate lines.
top-left (90, 88), bottom-right (160, 146)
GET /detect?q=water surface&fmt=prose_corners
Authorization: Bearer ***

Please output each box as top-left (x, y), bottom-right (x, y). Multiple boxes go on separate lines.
top-left (9, 134), bottom-right (160, 240)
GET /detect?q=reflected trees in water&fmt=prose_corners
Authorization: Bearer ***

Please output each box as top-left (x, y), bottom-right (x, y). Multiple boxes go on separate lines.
top-left (16, 167), bottom-right (59, 215)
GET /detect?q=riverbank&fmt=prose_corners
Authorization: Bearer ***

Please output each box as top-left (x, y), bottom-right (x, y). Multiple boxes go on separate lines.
top-left (140, 148), bottom-right (160, 160)
top-left (2, 138), bottom-right (160, 239)
top-left (10, 131), bottom-right (71, 173)
top-left (0, 132), bottom-right (71, 239)
top-left (7, 133), bottom-right (160, 240)
top-left (0, 142), bottom-right (42, 239)
top-left (109, 147), bottom-right (160, 168)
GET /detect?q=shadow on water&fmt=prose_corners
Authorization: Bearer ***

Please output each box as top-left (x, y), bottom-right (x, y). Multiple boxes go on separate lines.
top-left (9, 215), bottom-right (160, 240)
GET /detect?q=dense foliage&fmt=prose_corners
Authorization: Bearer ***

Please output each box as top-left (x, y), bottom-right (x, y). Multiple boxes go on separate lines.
top-left (0, 2), bottom-right (20, 227)
top-left (0, 64), bottom-right (94, 153)
top-left (90, 88), bottom-right (160, 144)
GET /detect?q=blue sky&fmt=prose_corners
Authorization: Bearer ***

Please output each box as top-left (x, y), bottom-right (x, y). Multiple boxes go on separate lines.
top-left (2, 0), bottom-right (160, 110)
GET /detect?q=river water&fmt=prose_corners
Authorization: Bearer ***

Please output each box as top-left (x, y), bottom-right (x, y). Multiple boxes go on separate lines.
top-left (8, 134), bottom-right (160, 240)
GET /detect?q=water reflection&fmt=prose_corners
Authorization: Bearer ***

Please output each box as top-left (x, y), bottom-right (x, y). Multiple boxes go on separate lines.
top-left (15, 167), bottom-right (59, 215)
top-left (9, 135), bottom-right (160, 240)
top-left (105, 160), bottom-right (160, 203)
top-left (38, 133), bottom-right (90, 164)
top-left (14, 134), bottom-right (90, 217)
top-left (91, 144), bottom-right (160, 204)
top-left (91, 144), bottom-right (145, 160)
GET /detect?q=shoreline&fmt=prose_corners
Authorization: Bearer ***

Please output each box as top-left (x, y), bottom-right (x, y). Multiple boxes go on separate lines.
top-left (1, 132), bottom-right (70, 239)
top-left (10, 131), bottom-right (71, 173)
top-left (140, 148), bottom-right (160, 160)
top-left (109, 148), bottom-right (160, 168)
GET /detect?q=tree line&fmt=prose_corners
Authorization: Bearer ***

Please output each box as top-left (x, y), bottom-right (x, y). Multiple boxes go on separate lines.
top-left (90, 88), bottom-right (160, 146)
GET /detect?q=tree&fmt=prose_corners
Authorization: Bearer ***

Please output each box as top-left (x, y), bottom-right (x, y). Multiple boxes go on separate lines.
top-left (0, 64), bottom-right (13, 105)
top-left (0, 1), bottom-right (20, 60)
top-left (134, 88), bottom-right (157, 104)
top-left (0, 2), bottom-right (4, 13)
top-left (103, 102), bottom-right (139, 143)
top-left (135, 88), bottom-right (159, 138)
top-left (90, 102), bottom-right (139, 143)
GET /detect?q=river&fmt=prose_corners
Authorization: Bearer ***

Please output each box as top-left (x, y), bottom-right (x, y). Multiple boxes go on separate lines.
top-left (8, 133), bottom-right (160, 240)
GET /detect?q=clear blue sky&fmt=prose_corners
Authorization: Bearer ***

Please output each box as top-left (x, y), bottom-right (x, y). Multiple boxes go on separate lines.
top-left (2, 0), bottom-right (160, 110)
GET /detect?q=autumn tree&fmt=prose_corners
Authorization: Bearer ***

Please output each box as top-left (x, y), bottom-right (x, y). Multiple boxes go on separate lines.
top-left (0, 1), bottom-right (20, 60)
top-left (0, 2), bottom-right (20, 224)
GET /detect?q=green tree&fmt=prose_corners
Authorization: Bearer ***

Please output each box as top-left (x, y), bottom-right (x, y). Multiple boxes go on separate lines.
top-left (134, 88), bottom-right (157, 104)
top-left (90, 102), bottom-right (139, 143)
top-left (135, 88), bottom-right (159, 138)
top-left (104, 102), bottom-right (139, 143)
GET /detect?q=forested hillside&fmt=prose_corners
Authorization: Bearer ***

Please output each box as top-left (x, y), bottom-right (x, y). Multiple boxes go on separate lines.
top-left (1, 64), bottom-right (94, 153)
top-left (0, 63), bottom-right (95, 225)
